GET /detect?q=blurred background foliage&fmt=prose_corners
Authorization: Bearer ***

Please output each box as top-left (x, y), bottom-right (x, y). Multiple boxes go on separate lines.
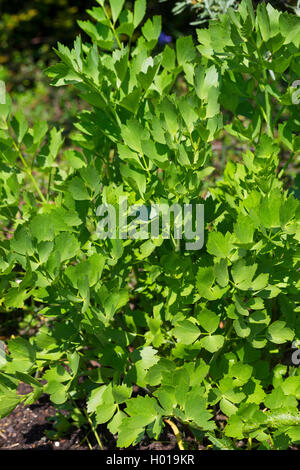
top-left (1, 0), bottom-right (298, 64)
top-left (160, 0), bottom-right (299, 25)
top-left (0, 0), bottom-right (299, 127)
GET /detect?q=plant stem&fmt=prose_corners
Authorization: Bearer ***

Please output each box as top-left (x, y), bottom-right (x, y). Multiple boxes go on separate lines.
top-left (47, 169), bottom-right (52, 201)
top-left (278, 152), bottom-right (296, 178)
top-left (164, 419), bottom-right (184, 450)
top-left (141, 152), bottom-right (151, 178)
top-left (11, 138), bottom-right (46, 203)
top-left (101, 4), bottom-right (122, 49)
top-left (85, 435), bottom-right (93, 451)
top-left (83, 408), bottom-right (104, 450)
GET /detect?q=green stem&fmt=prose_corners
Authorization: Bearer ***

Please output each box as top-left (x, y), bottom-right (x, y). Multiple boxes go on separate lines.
top-left (83, 408), bottom-right (104, 450)
top-left (278, 152), bottom-right (296, 178)
top-left (47, 169), bottom-right (52, 201)
top-left (164, 419), bottom-right (184, 450)
top-left (11, 138), bottom-right (46, 203)
top-left (141, 152), bottom-right (151, 178)
top-left (101, 3), bottom-right (122, 49)
top-left (261, 67), bottom-right (273, 137)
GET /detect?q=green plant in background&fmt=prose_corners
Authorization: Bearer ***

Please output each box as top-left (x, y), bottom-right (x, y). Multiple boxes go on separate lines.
top-left (160, 0), bottom-right (238, 25)
top-left (288, 0), bottom-right (300, 14)
top-left (0, 0), bottom-right (300, 450)
top-left (0, 0), bottom-right (96, 133)
top-left (0, 0), bottom-right (95, 64)
top-left (160, 0), bottom-right (300, 25)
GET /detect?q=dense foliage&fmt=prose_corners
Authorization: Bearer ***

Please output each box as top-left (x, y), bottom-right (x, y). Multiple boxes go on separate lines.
top-left (0, 0), bottom-right (300, 450)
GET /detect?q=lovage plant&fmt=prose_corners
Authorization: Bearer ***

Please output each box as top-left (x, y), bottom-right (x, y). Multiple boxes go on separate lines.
top-left (0, 0), bottom-right (299, 450)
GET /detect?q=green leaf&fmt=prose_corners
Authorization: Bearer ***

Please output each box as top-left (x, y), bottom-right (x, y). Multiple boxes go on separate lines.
top-left (231, 260), bottom-right (257, 291)
top-left (0, 388), bottom-right (21, 418)
top-left (33, 121), bottom-right (48, 146)
top-left (133, 0), bottom-right (146, 28)
top-left (45, 381), bottom-right (68, 404)
top-left (162, 45), bottom-right (176, 71)
top-left (121, 119), bottom-right (149, 154)
top-left (234, 214), bottom-right (255, 244)
top-left (195, 65), bottom-right (220, 118)
top-left (214, 258), bottom-right (229, 287)
top-left (264, 387), bottom-right (286, 410)
top-left (4, 288), bottom-right (28, 309)
top-left (230, 363), bottom-right (253, 386)
top-left (256, 3), bottom-right (271, 41)
top-left (141, 140), bottom-right (168, 165)
top-left (49, 127), bottom-right (64, 161)
top-left (10, 226), bottom-right (33, 256)
top-left (259, 189), bottom-right (281, 228)
top-left (198, 308), bottom-right (219, 334)
top-left (142, 16), bottom-right (162, 43)
top-left (117, 396), bottom-right (162, 446)
top-left (225, 415), bottom-right (244, 439)
top-left (117, 419), bottom-right (145, 448)
top-left (64, 149), bottom-right (86, 169)
top-left (84, 43), bottom-right (100, 84)
top-left (43, 365), bottom-right (72, 384)
top-left (68, 176), bottom-right (90, 200)
top-left (196, 265), bottom-right (215, 297)
top-left (184, 391), bottom-right (215, 430)
top-left (119, 87), bottom-right (142, 114)
top-left (267, 321), bottom-right (294, 344)
top-left (200, 335), bottom-right (224, 353)
top-left (120, 164), bottom-right (146, 198)
top-left (11, 110), bottom-right (28, 143)
top-left (117, 143), bottom-right (143, 168)
top-left (30, 214), bottom-right (55, 243)
top-left (109, 0), bottom-right (125, 24)
top-left (234, 318), bottom-right (251, 338)
top-left (206, 432), bottom-right (235, 450)
top-left (207, 232), bottom-right (233, 258)
top-left (87, 386), bottom-right (111, 413)
top-left (173, 320), bottom-right (200, 344)
top-left (160, 98), bottom-right (178, 137)
top-left (96, 403), bottom-right (117, 424)
top-left (178, 98), bottom-right (198, 134)
top-left (176, 36), bottom-right (196, 66)
top-left (54, 233), bottom-right (80, 262)
top-left (65, 253), bottom-right (105, 289)
top-left (112, 385), bottom-right (132, 404)
top-left (107, 410), bottom-right (126, 434)
top-left (5, 338), bottom-right (36, 373)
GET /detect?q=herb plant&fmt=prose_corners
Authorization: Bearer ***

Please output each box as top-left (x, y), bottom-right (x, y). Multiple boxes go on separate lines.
top-left (0, 0), bottom-right (300, 450)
